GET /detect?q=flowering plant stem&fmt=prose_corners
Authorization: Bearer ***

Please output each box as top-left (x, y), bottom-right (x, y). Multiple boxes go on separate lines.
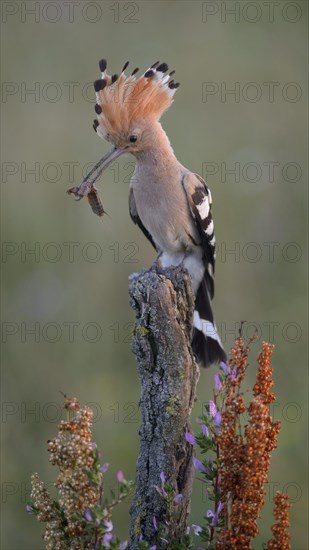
top-left (192, 335), bottom-right (291, 550)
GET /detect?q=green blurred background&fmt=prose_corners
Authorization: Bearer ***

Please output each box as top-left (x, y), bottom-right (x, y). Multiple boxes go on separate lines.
top-left (1, 1), bottom-right (308, 548)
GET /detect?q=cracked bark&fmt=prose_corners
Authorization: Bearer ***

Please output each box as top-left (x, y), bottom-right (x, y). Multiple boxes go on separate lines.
top-left (128, 266), bottom-right (199, 549)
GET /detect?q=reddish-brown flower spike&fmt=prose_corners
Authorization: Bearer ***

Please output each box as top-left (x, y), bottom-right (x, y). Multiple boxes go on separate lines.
top-left (30, 398), bottom-right (103, 548)
top-left (254, 341), bottom-right (276, 404)
top-left (216, 340), bottom-right (283, 550)
top-left (63, 396), bottom-right (80, 411)
top-left (267, 491), bottom-right (291, 550)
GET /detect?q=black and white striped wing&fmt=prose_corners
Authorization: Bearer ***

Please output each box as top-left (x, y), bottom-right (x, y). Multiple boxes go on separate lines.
top-left (182, 172), bottom-right (226, 367)
top-left (182, 172), bottom-right (216, 299)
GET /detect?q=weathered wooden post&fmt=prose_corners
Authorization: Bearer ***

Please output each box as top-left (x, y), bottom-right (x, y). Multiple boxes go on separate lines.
top-left (128, 266), bottom-right (199, 548)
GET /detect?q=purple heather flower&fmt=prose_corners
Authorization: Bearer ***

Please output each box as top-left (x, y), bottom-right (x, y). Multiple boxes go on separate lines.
top-left (217, 501), bottom-right (224, 514)
top-left (104, 519), bottom-right (113, 532)
top-left (102, 532), bottom-right (113, 548)
top-left (95, 518), bottom-right (101, 526)
top-left (185, 431), bottom-right (196, 445)
top-left (160, 471), bottom-right (167, 497)
top-left (117, 470), bottom-right (124, 483)
top-left (209, 400), bottom-right (217, 417)
top-left (202, 424), bottom-right (209, 437)
top-left (193, 457), bottom-right (207, 473)
top-left (230, 368), bottom-right (237, 381)
top-left (195, 417), bottom-right (202, 424)
top-left (84, 508), bottom-right (93, 522)
top-left (220, 361), bottom-right (229, 374)
top-left (206, 509), bottom-right (214, 518)
top-left (211, 501), bottom-right (224, 526)
top-left (214, 411), bottom-right (222, 426)
top-left (214, 373), bottom-right (223, 391)
top-left (149, 547), bottom-right (157, 550)
top-left (153, 515), bottom-right (157, 530)
top-left (192, 524), bottom-right (202, 535)
top-left (100, 462), bottom-right (110, 473)
top-left (26, 504), bottom-right (33, 514)
top-left (173, 493), bottom-right (183, 505)
top-left (186, 526), bottom-right (191, 535)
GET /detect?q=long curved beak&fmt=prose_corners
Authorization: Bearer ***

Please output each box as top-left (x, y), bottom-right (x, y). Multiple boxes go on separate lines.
top-left (67, 145), bottom-right (129, 200)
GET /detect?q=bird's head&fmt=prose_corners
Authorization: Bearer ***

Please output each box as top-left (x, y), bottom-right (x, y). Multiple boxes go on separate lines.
top-left (77, 60), bottom-right (180, 192)
top-left (94, 59), bottom-right (179, 152)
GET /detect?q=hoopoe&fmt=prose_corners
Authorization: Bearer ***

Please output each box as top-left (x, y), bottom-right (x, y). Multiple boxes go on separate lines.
top-left (71, 59), bottom-right (227, 367)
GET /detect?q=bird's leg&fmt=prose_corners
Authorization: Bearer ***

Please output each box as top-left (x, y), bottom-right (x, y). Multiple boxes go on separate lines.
top-left (180, 249), bottom-right (190, 270)
top-left (146, 251), bottom-right (163, 272)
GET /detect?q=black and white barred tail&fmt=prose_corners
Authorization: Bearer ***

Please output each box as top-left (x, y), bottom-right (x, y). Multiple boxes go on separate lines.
top-left (191, 277), bottom-right (227, 368)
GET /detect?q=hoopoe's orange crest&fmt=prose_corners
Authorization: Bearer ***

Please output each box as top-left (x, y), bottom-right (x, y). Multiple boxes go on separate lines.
top-left (93, 60), bottom-right (179, 141)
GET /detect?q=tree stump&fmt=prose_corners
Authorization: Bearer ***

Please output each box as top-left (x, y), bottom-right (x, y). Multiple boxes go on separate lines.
top-left (128, 266), bottom-right (199, 548)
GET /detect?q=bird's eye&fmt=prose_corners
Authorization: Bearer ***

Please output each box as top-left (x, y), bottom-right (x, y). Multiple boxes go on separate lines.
top-left (129, 134), bottom-right (138, 143)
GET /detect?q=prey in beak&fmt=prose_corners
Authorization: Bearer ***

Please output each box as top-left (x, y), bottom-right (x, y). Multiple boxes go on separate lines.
top-left (86, 187), bottom-right (108, 219)
top-left (67, 145), bottom-right (128, 202)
